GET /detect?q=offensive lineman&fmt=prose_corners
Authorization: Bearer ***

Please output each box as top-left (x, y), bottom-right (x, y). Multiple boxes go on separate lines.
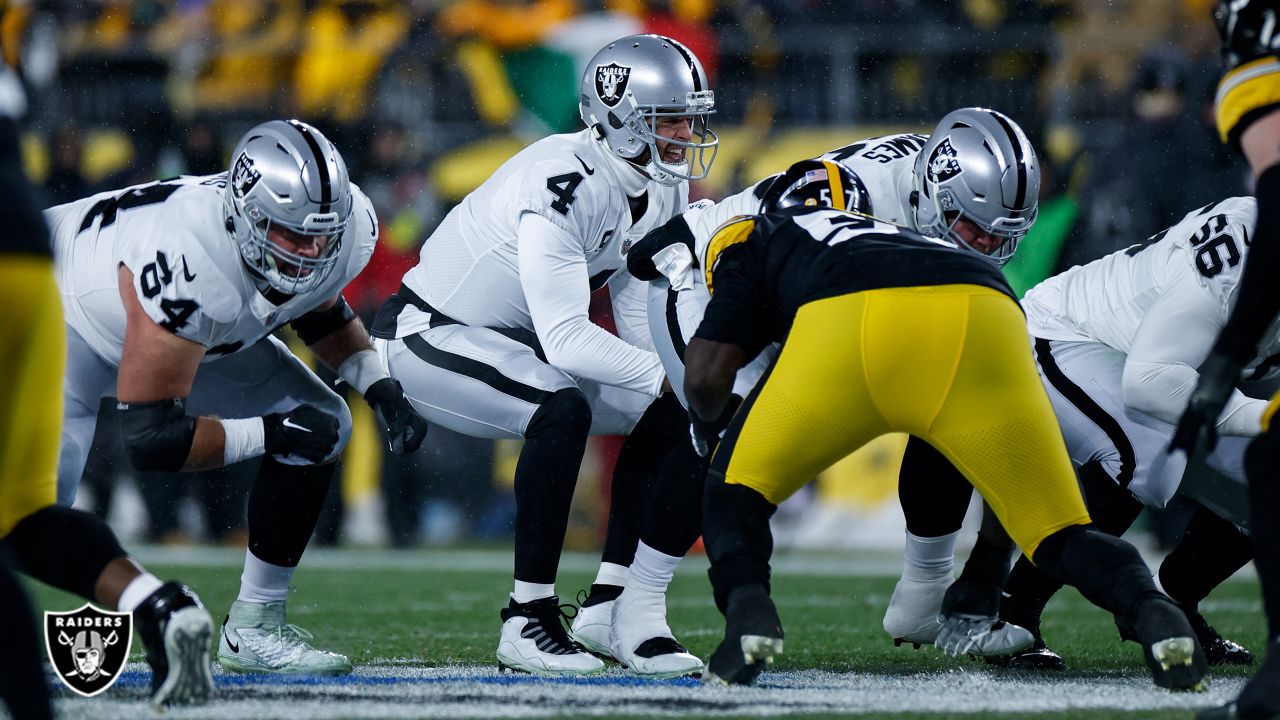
top-left (371, 34), bottom-right (714, 677)
top-left (1175, 2), bottom-right (1280, 717)
top-left (47, 119), bottom-right (427, 676)
top-left (684, 160), bottom-right (1209, 692)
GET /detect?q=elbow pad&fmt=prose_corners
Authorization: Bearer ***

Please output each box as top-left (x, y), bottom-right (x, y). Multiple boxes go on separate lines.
top-left (291, 296), bottom-right (357, 345)
top-left (117, 398), bottom-right (197, 472)
top-left (628, 216), bottom-right (697, 280)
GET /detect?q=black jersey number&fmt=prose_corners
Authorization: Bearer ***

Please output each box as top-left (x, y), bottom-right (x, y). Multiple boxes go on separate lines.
top-left (1190, 214), bottom-right (1242, 279)
top-left (546, 172), bottom-right (584, 216)
top-left (77, 182), bottom-right (181, 233)
top-left (139, 250), bottom-right (200, 331)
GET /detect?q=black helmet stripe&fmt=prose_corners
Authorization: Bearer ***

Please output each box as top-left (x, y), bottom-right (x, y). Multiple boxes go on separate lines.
top-left (988, 110), bottom-right (1028, 210)
top-left (663, 36), bottom-right (702, 92)
top-left (287, 119), bottom-right (333, 214)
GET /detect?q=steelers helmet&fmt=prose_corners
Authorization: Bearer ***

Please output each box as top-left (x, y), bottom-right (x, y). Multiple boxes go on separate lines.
top-left (759, 159), bottom-right (873, 216)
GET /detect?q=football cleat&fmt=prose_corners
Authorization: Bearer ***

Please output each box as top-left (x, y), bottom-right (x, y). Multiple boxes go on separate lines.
top-left (133, 581), bottom-right (214, 708)
top-left (217, 600), bottom-right (352, 675)
top-left (497, 596), bottom-right (605, 676)
top-left (610, 588), bottom-right (703, 679)
top-left (1122, 597), bottom-right (1209, 692)
top-left (883, 573), bottom-right (951, 646)
top-left (984, 629), bottom-right (1067, 671)
top-left (936, 613), bottom-right (1035, 658)
top-left (1185, 607), bottom-right (1254, 667)
top-left (703, 584), bottom-right (783, 686)
top-left (569, 584), bottom-right (621, 659)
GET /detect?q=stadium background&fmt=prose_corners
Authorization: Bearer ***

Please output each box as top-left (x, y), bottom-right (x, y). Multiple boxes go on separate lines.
top-left (2, 0), bottom-right (1248, 555)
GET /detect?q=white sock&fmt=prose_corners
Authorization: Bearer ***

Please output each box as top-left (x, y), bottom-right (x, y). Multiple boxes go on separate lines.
top-left (237, 550), bottom-right (295, 604)
top-left (902, 530), bottom-right (958, 580)
top-left (117, 573), bottom-right (163, 613)
top-left (593, 562), bottom-right (630, 588)
top-left (511, 581), bottom-right (556, 604)
top-left (628, 541), bottom-right (681, 595)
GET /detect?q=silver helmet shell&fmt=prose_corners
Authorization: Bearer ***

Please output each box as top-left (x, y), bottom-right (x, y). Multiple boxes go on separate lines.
top-left (579, 34), bottom-right (718, 187)
top-left (224, 119), bottom-right (353, 295)
top-left (912, 107), bottom-right (1040, 266)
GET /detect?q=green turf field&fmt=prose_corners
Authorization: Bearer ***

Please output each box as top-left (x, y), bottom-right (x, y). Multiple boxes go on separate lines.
top-left (23, 546), bottom-right (1267, 718)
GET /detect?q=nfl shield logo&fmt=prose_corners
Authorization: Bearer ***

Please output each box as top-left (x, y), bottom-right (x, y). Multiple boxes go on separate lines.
top-left (45, 604), bottom-right (132, 697)
top-left (595, 63), bottom-right (632, 108)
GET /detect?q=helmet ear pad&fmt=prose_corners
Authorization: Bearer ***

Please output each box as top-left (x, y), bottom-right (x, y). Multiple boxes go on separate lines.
top-left (760, 159), bottom-right (873, 216)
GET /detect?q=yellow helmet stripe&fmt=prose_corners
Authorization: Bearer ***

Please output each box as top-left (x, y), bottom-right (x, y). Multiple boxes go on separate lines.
top-left (822, 160), bottom-right (845, 211)
top-left (703, 217), bottom-right (757, 295)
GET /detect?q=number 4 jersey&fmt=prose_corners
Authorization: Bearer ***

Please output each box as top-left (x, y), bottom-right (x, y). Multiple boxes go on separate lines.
top-left (47, 174), bottom-right (378, 366)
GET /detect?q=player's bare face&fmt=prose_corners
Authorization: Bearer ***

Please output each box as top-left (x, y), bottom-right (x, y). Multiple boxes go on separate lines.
top-left (948, 214), bottom-right (1002, 255)
top-left (652, 115), bottom-right (694, 165)
top-left (268, 226), bottom-right (331, 276)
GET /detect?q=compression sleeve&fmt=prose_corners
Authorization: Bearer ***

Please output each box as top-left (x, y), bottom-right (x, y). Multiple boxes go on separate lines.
top-left (1123, 276), bottom-right (1266, 436)
top-left (517, 212), bottom-right (665, 396)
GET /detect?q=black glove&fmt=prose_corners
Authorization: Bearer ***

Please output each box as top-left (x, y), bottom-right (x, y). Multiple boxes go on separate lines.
top-left (689, 394), bottom-right (742, 458)
top-left (1170, 351), bottom-right (1243, 456)
top-left (263, 405), bottom-right (340, 463)
top-left (365, 377), bottom-right (428, 455)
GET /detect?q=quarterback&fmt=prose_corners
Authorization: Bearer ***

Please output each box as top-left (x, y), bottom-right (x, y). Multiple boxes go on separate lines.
top-left (46, 119), bottom-right (426, 676)
top-left (372, 34), bottom-right (713, 677)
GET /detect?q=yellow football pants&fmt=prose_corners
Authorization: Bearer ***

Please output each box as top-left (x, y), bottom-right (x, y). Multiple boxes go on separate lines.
top-left (712, 284), bottom-right (1091, 558)
top-left (0, 256), bottom-right (64, 537)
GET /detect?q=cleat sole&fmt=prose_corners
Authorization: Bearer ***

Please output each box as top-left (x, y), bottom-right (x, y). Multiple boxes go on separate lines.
top-left (153, 606), bottom-right (213, 708)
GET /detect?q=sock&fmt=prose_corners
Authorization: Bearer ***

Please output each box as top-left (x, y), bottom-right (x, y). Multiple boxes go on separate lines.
top-left (512, 581), bottom-right (555, 604)
top-left (237, 550), bottom-right (295, 604)
top-left (629, 542), bottom-right (681, 595)
top-left (902, 530), bottom-right (957, 579)
top-left (117, 573), bottom-right (163, 613)
top-left (594, 562), bottom-right (629, 588)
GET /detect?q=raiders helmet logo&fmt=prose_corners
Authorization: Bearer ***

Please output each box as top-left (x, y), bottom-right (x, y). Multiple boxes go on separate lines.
top-left (232, 153), bottom-right (262, 198)
top-left (45, 604), bottom-right (133, 697)
top-left (926, 138), bottom-right (963, 184)
top-left (595, 63), bottom-right (632, 108)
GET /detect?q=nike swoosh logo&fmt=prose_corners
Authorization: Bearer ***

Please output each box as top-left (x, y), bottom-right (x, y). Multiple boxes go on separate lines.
top-left (223, 625), bottom-right (239, 653)
top-left (574, 155), bottom-right (595, 176)
top-left (281, 418), bottom-right (311, 432)
top-left (181, 257), bottom-right (197, 282)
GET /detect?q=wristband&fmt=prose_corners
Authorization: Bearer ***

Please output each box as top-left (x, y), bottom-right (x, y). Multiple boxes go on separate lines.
top-left (221, 417), bottom-right (266, 465)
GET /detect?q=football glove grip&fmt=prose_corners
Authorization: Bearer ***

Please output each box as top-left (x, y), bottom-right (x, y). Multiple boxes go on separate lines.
top-left (1170, 351), bottom-right (1242, 456)
top-left (690, 393), bottom-right (742, 458)
top-left (263, 405), bottom-right (340, 463)
top-left (365, 377), bottom-right (428, 455)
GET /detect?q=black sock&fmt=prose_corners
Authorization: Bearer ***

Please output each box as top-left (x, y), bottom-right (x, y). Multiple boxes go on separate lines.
top-left (899, 436), bottom-right (972, 538)
top-left (1033, 524), bottom-right (1161, 622)
top-left (639, 429), bottom-right (708, 557)
top-left (602, 393), bottom-right (688, 567)
top-left (1246, 429), bottom-right (1280, 640)
top-left (248, 456), bottom-right (337, 567)
top-left (703, 475), bottom-right (777, 615)
top-left (512, 388), bottom-right (591, 584)
top-left (946, 533), bottom-right (1014, 617)
top-left (1159, 503), bottom-right (1253, 609)
top-left (2, 506), bottom-right (126, 599)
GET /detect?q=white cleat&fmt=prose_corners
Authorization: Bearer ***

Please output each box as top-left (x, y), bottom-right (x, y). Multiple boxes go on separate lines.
top-left (498, 596), bottom-right (604, 676)
top-left (569, 588), bottom-right (618, 659)
top-left (610, 589), bottom-right (703, 679)
top-left (936, 613), bottom-right (1036, 658)
top-left (217, 600), bottom-right (352, 675)
top-left (884, 574), bottom-right (952, 647)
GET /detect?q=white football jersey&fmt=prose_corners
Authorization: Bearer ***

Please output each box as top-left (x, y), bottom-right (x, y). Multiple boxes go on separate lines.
top-left (48, 174), bottom-right (378, 366)
top-left (1024, 197), bottom-right (1280, 378)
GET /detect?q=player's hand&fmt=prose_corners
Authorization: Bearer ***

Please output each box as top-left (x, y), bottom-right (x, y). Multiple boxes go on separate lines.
top-left (263, 405), bottom-right (341, 463)
top-left (1170, 351), bottom-right (1242, 456)
top-left (688, 394), bottom-right (742, 458)
top-left (365, 377), bottom-right (428, 455)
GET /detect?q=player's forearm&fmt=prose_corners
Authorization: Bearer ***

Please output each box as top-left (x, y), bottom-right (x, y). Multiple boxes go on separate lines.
top-left (540, 315), bottom-right (666, 395)
top-left (684, 337), bottom-right (744, 421)
top-left (1123, 359), bottom-right (1265, 436)
top-left (1214, 163), bottom-right (1280, 364)
top-left (183, 416), bottom-right (231, 471)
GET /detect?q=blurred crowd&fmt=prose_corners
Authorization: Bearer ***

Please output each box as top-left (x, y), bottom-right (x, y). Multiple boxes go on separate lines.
top-left (2, 0), bottom-right (1252, 548)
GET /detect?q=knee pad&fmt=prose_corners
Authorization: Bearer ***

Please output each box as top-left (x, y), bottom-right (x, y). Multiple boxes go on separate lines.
top-left (527, 388), bottom-right (591, 440)
top-left (2, 506), bottom-right (125, 599)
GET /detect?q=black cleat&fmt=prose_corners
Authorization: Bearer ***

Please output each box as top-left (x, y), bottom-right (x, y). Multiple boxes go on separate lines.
top-left (892, 637), bottom-right (923, 651)
top-left (703, 584), bottom-right (784, 686)
top-left (1121, 597), bottom-right (1209, 692)
top-left (985, 630), bottom-right (1067, 672)
top-left (1182, 607), bottom-right (1254, 667)
top-left (133, 581), bottom-right (214, 708)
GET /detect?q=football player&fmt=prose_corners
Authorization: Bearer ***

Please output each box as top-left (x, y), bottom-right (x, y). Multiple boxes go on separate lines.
top-left (0, 63), bottom-right (212, 710)
top-left (370, 34), bottom-right (714, 677)
top-left (1175, 2), bottom-right (1280, 717)
top-left (623, 106), bottom-right (1040, 655)
top-left (686, 159), bottom-right (1208, 692)
top-left (46, 119), bottom-right (427, 676)
top-left (989, 199), bottom-right (1261, 672)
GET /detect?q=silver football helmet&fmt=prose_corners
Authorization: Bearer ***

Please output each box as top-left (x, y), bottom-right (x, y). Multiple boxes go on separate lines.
top-left (912, 107), bottom-right (1040, 266)
top-left (579, 34), bottom-right (717, 186)
top-left (224, 119), bottom-right (353, 296)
